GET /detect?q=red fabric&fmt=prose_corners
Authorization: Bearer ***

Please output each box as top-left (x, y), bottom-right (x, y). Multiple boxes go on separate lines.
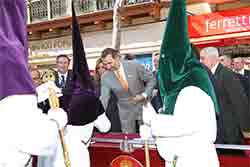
top-left (244, 138), bottom-right (250, 157)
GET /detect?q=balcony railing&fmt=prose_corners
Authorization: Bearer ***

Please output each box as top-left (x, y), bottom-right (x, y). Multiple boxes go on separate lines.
top-left (29, 0), bottom-right (48, 23)
top-left (51, 0), bottom-right (67, 18)
top-left (27, 0), bottom-right (153, 24)
top-left (75, 0), bottom-right (97, 13)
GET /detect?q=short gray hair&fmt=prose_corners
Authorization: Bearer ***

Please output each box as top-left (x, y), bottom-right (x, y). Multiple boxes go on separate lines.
top-left (200, 47), bottom-right (219, 58)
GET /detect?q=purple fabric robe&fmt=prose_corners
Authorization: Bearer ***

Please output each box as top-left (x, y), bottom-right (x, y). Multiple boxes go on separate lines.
top-left (0, 0), bottom-right (35, 100)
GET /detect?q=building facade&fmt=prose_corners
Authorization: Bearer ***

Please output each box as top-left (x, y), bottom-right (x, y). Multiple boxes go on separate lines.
top-left (27, 0), bottom-right (250, 70)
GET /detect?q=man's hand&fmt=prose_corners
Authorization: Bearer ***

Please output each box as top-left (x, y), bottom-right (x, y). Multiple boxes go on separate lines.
top-left (131, 94), bottom-right (146, 104)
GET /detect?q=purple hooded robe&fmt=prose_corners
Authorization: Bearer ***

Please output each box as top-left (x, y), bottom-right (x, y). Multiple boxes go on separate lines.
top-left (0, 0), bottom-right (35, 101)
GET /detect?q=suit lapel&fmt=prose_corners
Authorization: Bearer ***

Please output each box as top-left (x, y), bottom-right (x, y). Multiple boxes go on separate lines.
top-left (55, 72), bottom-right (60, 87)
top-left (214, 63), bottom-right (223, 78)
top-left (111, 71), bottom-right (123, 90)
top-left (244, 70), bottom-right (249, 78)
top-left (66, 70), bottom-right (72, 85)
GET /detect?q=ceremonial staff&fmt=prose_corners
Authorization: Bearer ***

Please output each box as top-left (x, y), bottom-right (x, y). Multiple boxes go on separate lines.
top-left (144, 139), bottom-right (151, 167)
top-left (48, 83), bottom-right (71, 167)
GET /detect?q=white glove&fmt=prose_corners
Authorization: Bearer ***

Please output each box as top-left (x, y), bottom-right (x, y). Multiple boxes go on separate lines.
top-left (47, 108), bottom-right (68, 130)
top-left (36, 81), bottom-right (62, 103)
top-left (142, 102), bottom-right (156, 125)
top-left (94, 113), bottom-right (111, 133)
top-left (140, 124), bottom-right (152, 140)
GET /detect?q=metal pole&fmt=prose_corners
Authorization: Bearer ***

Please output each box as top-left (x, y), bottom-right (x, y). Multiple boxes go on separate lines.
top-left (47, 0), bottom-right (51, 20)
top-left (27, 2), bottom-right (31, 24)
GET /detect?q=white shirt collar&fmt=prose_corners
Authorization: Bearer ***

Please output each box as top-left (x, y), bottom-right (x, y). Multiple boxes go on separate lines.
top-left (211, 62), bottom-right (219, 74)
top-left (237, 69), bottom-right (245, 75)
top-left (58, 72), bottom-right (68, 79)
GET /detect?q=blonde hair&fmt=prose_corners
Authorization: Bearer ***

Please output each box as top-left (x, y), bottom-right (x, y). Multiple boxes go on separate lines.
top-left (94, 58), bottom-right (103, 83)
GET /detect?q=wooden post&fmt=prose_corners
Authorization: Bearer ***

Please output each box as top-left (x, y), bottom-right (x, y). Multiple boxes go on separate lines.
top-left (47, 0), bottom-right (51, 20)
top-left (144, 140), bottom-right (151, 167)
top-left (112, 0), bottom-right (125, 51)
top-left (27, 1), bottom-right (31, 24)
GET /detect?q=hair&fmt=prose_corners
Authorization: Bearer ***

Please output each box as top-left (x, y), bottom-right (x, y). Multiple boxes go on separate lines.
top-left (233, 56), bottom-right (243, 62)
top-left (31, 69), bottom-right (41, 78)
top-left (220, 54), bottom-right (232, 59)
top-left (123, 53), bottom-right (135, 60)
top-left (95, 58), bottom-right (103, 72)
top-left (56, 54), bottom-right (71, 63)
top-left (28, 64), bottom-right (38, 71)
top-left (31, 69), bottom-right (42, 86)
top-left (153, 52), bottom-right (160, 57)
top-left (222, 54), bottom-right (231, 58)
top-left (101, 48), bottom-right (120, 59)
top-left (94, 58), bottom-right (103, 83)
top-left (200, 47), bottom-right (219, 58)
top-left (245, 57), bottom-right (250, 64)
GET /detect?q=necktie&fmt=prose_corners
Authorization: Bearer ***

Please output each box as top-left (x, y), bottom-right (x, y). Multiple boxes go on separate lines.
top-left (115, 70), bottom-right (129, 92)
top-left (60, 75), bottom-right (65, 88)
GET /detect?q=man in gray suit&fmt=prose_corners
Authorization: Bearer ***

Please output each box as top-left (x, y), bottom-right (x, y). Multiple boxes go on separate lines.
top-left (100, 48), bottom-right (156, 133)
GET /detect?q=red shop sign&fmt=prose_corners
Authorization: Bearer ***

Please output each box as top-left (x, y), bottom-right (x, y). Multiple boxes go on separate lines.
top-left (188, 7), bottom-right (250, 38)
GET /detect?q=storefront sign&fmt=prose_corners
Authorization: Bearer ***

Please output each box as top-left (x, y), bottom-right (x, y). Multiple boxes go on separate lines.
top-left (29, 37), bottom-right (72, 51)
top-left (218, 43), bottom-right (250, 55)
top-left (189, 7), bottom-right (250, 38)
top-left (162, 0), bottom-right (237, 3)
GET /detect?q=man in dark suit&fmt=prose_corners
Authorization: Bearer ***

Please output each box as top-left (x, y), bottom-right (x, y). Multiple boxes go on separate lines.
top-left (245, 58), bottom-right (250, 73)
top-left (236, 72), bottom-right (249, 98)
top-left (151, 52), bottom-right (163, 112)
top-left (54, 54), bottom-right (72, 89)
top-left (219, 55), bottom-right (233, 69)
top-left (232, 56), bottom-right (249, 98)
top-left (233, 57), bottom-right (250, 78)
top-left (200, 47), bottom-right (250, 145)
top-left (100, 48), bottom-right (156, 133)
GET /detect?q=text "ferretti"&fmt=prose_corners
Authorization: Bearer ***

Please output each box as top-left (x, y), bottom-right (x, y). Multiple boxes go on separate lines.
top-left (205, 15), bottom-right (250, 33)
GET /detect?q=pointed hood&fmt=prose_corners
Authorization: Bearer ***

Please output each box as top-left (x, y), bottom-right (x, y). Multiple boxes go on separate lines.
top-left (61, 3), bottom-right (104, 125)
top-left (0, 0), bottom-right (36, 100)
top-left (158, 0), bottom-right (219, 115)
top-left (69, 1), bottom-right (95, 94)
